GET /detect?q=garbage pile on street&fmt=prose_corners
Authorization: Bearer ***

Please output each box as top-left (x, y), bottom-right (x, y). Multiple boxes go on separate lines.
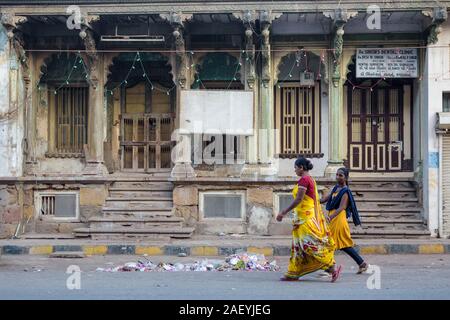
top-left (95, 252), bottom-right (280, 272)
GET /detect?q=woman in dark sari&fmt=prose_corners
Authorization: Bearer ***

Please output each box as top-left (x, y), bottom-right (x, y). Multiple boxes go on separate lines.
top-left (320, 167), bottom-right (369, 274)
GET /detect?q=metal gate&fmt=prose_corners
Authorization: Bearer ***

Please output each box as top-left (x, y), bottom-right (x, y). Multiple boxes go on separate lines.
top-left (442, 135), bottom-right (450, 236)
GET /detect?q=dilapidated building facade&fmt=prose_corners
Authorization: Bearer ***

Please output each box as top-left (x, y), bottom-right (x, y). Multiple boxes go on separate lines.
top-left (1, 0), bottom-right (450, 240)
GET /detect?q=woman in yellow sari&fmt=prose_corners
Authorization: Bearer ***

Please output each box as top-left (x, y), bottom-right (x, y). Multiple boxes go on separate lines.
top-left (321, 167), bottom-right (368, 274)
top-left (277, 157), bottom-right (342, 282)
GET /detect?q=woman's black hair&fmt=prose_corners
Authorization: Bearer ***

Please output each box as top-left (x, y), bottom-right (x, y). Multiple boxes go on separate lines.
top-left (295, 157), bottom-right (313, 171)
top-left (337, 167), bottom-right (350, 186)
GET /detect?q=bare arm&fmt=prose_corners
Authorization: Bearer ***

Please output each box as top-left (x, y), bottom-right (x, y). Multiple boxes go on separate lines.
top-left (320, 190), bottom-right (332, 204)
top-left (329, 193), bottom-right (349, 221)
top-left (276, 187), bottom-right (306, 222)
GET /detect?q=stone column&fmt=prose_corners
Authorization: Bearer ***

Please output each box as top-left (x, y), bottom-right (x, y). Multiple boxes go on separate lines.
top-left (257, 11), bottom-right (281, 177)
top-left (161, 12), bottom-right (196, 178)
top-left (80, 20), bottom-right (107, 175)
top-left (232, 11), bottom-right (259, 177)
top-left (0, 14), bottom-right (28, 177)
top-left (323, 9), bottom-right (353, 177)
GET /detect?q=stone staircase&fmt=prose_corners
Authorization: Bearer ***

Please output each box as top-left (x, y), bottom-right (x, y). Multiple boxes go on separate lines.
top-left (74, 178), bottom-right (194, 240)
top-left (347, 178), bottom-right (430, 238)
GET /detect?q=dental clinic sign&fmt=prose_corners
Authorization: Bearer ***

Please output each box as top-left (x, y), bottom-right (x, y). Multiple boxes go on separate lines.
top-left (356, 48), bottom-right (418, 78)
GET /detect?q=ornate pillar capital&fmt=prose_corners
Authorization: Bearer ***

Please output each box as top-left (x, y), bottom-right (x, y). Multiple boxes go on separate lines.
top-left (423, 7), bottom-right (448, 45)
top-left (1, 13), bottom-right (27, 39)
top-left (160, 12), bottom-right (193, 28)
top-left (324, 9), bottom-right (356, 87)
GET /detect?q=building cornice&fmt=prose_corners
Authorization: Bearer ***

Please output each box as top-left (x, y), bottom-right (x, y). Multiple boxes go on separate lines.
top-left (1, 1), bottom-right (450, 16)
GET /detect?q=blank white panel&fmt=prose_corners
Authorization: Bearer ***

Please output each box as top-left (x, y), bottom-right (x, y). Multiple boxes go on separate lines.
top-left (180, 90), bottom-right (254, 135)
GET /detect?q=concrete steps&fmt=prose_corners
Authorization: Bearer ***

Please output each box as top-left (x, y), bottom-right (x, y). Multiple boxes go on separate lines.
top-left (74, 179), bottom-right (193, 239)
top-left (343, 179), bottom-right (430, 238)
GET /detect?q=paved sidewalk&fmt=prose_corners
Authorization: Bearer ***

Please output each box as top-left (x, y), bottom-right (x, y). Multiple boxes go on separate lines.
top-left (1, 235), bottom-right (450, 256)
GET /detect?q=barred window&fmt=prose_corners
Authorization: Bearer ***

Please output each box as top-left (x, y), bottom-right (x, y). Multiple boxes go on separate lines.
top-left (275, 84), bottom-right (321, 157)
top-left (192, 134), bottom-right (246, 165)
top-left (51, 86), bottom-right (88, 155)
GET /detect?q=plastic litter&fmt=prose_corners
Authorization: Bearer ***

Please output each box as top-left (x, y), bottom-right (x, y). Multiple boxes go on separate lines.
top-left (95, 252), bottom-right (280, 273)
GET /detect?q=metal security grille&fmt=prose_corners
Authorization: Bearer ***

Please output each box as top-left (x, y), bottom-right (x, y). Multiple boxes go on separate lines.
top-left (443, 135), bottom-right (450, 237)
top-left (202, 193), bottom-right (243, 219)
top-left (39, 193), bottom-right (77, 218)
top-left (54, 87), bottom-right (88, 154)
top-left (194, 134), bottom-right (246, 164)
top-left (275, 84), bottom-right (320, 156)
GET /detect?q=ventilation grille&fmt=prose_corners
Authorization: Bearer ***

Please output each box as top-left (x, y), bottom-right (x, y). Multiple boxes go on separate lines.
top-left (39, 193), bottom-right (78, 219)
top-left (202, 193), bottom-right (243, 219)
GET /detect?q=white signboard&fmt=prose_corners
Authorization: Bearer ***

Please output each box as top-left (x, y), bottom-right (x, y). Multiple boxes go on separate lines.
top-left (356, 48), bottom-right (418, 78)
top-left (180, 90), bottom-right (254, 135)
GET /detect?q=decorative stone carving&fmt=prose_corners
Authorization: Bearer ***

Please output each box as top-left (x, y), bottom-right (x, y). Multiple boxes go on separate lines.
top-left (423, 7), bottom-right (448, 45)
top-left (173, 26), bottom-right (187, 88)
top-left (1, 14), bottom-right (31, 111)
top-left (261, 22), bottom-right (271, 87)
top-left (259, 10), bottom-right (281, 88)
top-left (323, 9), bottom-right (355, 87)
top-left (160, 12), bottom-right (193, 27)
top-left (0, 13), bottom-right (27, 39)
top-left (160, 12), bottom-right (192, 89)
top-left (244, 27), bottom-right (256, 89)
top-left (80, 28), bottom-right (98, 87)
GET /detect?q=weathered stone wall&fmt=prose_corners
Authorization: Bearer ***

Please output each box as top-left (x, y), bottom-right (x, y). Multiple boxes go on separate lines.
top-left (0, 182), bottom-right (107, 238)
top-left (0, 184), bottom-right (21, 238)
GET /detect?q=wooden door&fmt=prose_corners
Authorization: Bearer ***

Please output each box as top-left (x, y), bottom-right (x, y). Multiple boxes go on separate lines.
top-left (120, 83), bottom-right (174, 172)
top-left (348, 86), bottom-right (404, 171)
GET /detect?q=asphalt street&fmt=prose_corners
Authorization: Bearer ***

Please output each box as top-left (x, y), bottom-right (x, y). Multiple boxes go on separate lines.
top-left (0, 254), bottom-right (449, 300)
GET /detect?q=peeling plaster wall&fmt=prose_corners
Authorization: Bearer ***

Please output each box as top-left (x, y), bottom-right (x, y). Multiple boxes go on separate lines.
top-left (0, 25), bottom-right (24, 177)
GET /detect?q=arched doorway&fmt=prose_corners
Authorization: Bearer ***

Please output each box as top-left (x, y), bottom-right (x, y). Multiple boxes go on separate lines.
top-left (345, 55), bottom-right (413, 172)
top-left (106, 52), bottom-right (175, 173)
top-left (39, 53), bottom-right (90, 157)
top-left (273, 51), bottom-right (326, 157)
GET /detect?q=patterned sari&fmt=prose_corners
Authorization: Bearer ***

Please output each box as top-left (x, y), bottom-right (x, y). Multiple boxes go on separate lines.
top-left (285, 177), bottom-right (336, 279)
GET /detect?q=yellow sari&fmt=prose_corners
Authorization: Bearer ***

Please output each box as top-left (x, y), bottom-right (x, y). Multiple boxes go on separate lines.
top-left (285, 177), bottom-right (336, 279)
top-left (327, 191), bottom-right (354, 250)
